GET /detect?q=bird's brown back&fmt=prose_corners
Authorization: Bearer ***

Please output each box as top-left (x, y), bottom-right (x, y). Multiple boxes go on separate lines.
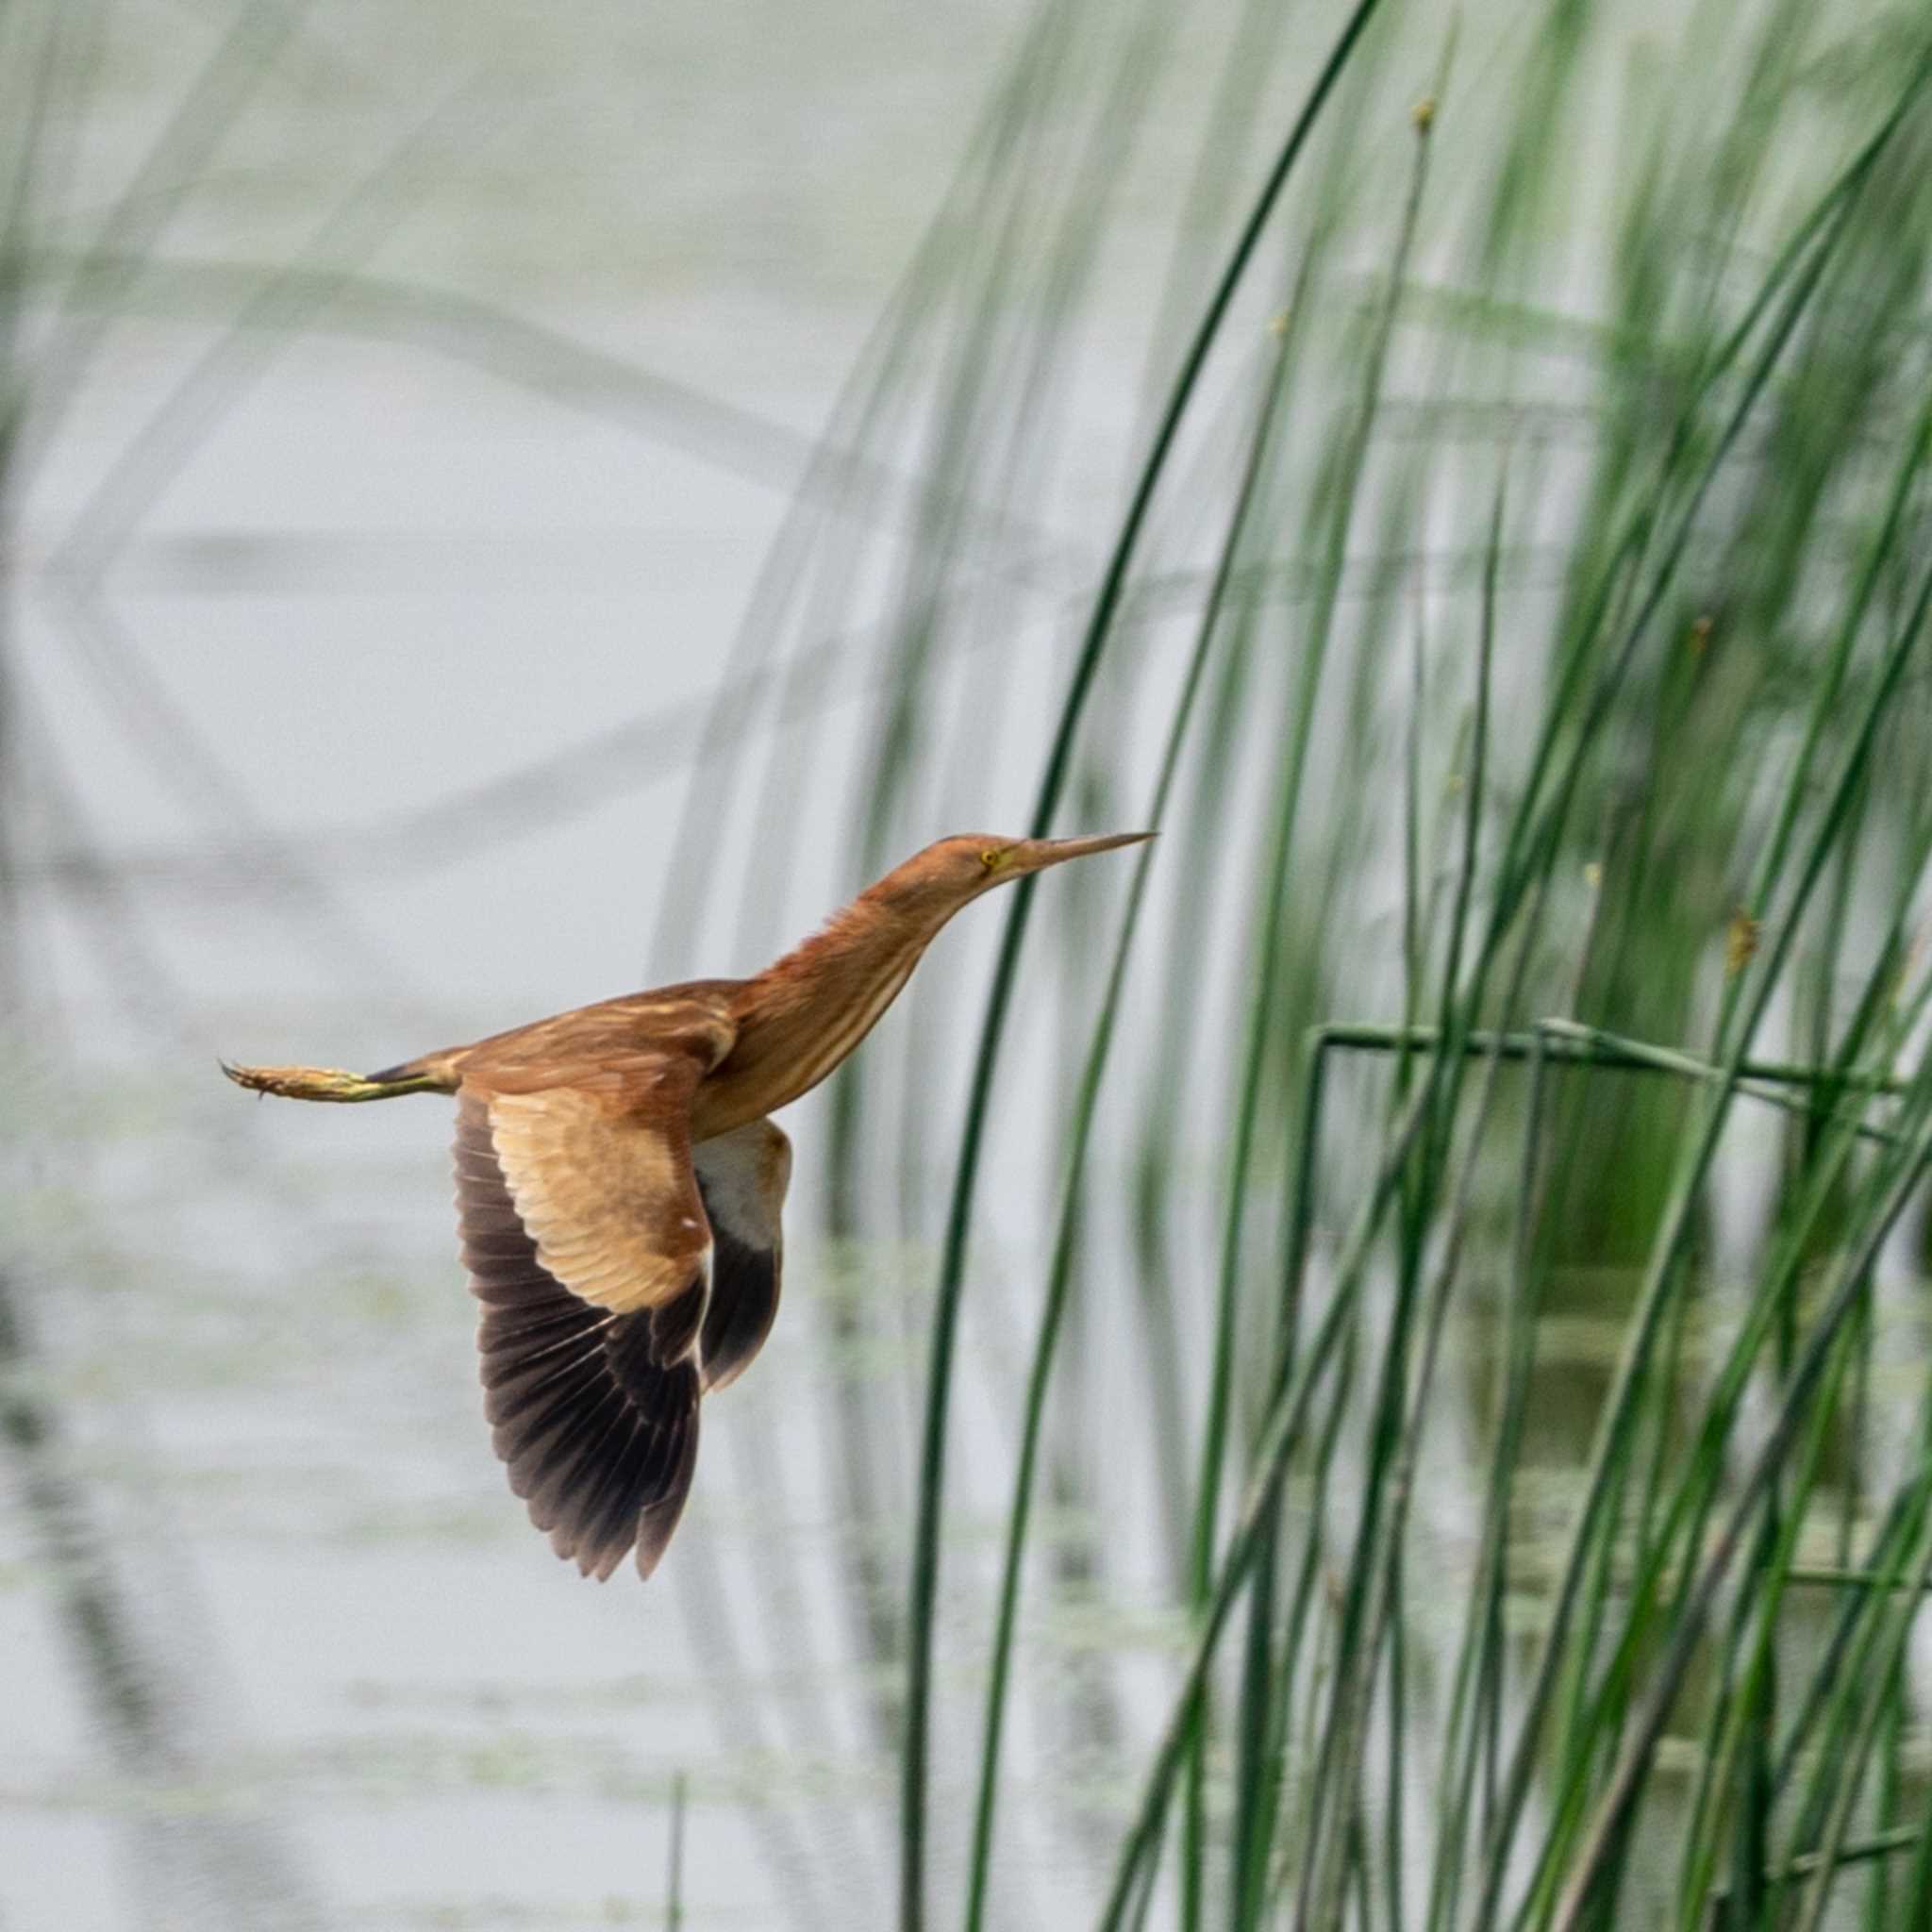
top-left (419, 978), bottom-right (743, 1092)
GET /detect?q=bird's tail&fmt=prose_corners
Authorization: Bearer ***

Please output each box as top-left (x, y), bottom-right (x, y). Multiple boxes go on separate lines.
top-left (220, 1057), bottom-right (454, 1102)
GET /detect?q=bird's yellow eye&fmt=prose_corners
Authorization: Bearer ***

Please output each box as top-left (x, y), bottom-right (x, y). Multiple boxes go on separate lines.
top-left (980, 848), bottom-right (1004, 871)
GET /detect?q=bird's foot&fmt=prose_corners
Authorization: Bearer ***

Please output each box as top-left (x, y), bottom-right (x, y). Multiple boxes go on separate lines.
top-left (219, 1059), bottom-right (419, 1102)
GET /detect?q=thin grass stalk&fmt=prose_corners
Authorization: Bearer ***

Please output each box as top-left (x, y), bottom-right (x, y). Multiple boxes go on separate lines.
top-left (1708, 1824), bottom-right (1926, 1920)
top-left (1672, 886), bottom-right (1932, 1920)
top-left (25, 93), bottom-right (475, 1035)
top-left (0, 2), bottom-right (64, 375)
top-left (1568, 475), bottom-right (1932, 1785)
top-left (1127, 1833), bottom-right (1163, 1932)
top-left (1127, 0), bottom-right (1287, 444)
top-left (1297, 1051), bottom-right (1495, 1929)
top-left (19, 0), bottom-right (311, 481)
top-left (898, 6), bottom-right (1391, 1919)
top-left (840, 11), bottom-right (1078, 898)
top-left (48, 76), bottom-right (488, 581)
top-left (1709, 1435), bottom-right (1932, 1922)
top-left (1433, 473), bottom-right (1503, 1049)
top-left (1547, 1177), bottom-right (1932, 1932)
top-left (1299, 902), bottom-right (1549, 1932)
top-left (1298, 529), bottom-right (1507, 1901)
top-left (1228, 1507), bottom-right (1280, 1932)
top-left (1340, 182), bottom-right (1888, 1913)
top-left (1789, 1471), bottom-right (1932, 1932)
top-left (666, 1772), bottom-right (688, 1932)
top-left (1258, 1269), bottom-right (1368, 1917)
top-left (1126, 243), bottom-right (1336, 1595)
top-left (20, 0), bottom-right (107, 323)
top-left (1546, 1411), bottom-right (1632, 1824)
top-left (1426, 1024), bottom-right (1550, 1932)
top-left (1482, 72), bottom-right (1927, 957)
top-left (890, 3), bottom-right (1163, 1259)
top-left (1654, 1291), bottom-right (1731, 1924)
top-left (653, 0), bottom-right (1068, 966)
top-left (1489, 186), bottom-right (1847, 953)
top-left (1903, 1729), bottom-right (1932, 1929)
top-left (1762, 1082), bottom-right (1932, 1810)
top-left (1467, 171), bottom-right (1931, 1921)
top-left (30, 244), bottom-right (1052, 520)
top-left (1095, 1072), bottom-right (1440, 1932)
top-left (821, 30), bottom-right (1089, 1766)
top-left (1183, 98), bottom-right (1435, 1924)
top-left (722, 11), bottom-right (1085, 1757)
top-left (1402, 609), bottom-right (1425, 1065)
top-left (1227, 480), bottom-right (1437, 1908)
top-left (1129, 628), bottom-right (1256, 1574)
top-left (1101, 367), bottom-right (1324, 1594)
top-left (1545, 968), bottom-right (1932, 1928)
top-left (1518, 537), bottom-right (1932, 1923)
top-left (1787, 1567), bottom-right (1932, 1592)
top-left (1781, 1422), bottom-right (1932, 1855)
top-left (1128, 958), bottom-right (1916, 1893)
top-left (1274, 1501), bottom-right (1353, 1922)
top-left (1349, 1805), bottom-right (1374, 1932)
top-left (1384, 1540), bottom-right (1407, 1932)
top-left (959, 316), bottom-right (1296, 1932)
top-left (1228, 1028), bottom-right (1347, 1931)
top-left (1736, 391), bottom-right (1932, 931)
top-left (1632, 1163), bottom-right (1692, 1584)
top-left (1529, 960), bottom-right (1932, 1898)
top-left (1317, 1023), bottom-right (1909, 1134)
top-left (1860, 1618), bottom-right (1907, 1931)
top-left (1674, 1308), bottom-right (1869, 1924)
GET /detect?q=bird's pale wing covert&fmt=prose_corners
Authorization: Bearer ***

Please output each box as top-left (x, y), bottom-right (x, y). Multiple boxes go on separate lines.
top-left (478, 1005), bottom-right (737, 1318)
top-left (453, 1004), bottom-right (740, 1578)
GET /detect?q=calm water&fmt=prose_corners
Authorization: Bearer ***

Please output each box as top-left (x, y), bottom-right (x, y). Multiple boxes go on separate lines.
top-left (7, 6), bottom-right (1043, 1926)
top-left (5, 4), bottom-right (1919, 1929)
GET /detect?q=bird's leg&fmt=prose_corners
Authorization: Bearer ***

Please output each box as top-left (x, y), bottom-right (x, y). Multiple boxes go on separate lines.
top-left (219, 1060), bottom-right (441, 1102)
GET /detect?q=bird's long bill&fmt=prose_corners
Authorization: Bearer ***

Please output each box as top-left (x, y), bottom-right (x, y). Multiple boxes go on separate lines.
top-left (1013, 829), bottom-right (1154, 873)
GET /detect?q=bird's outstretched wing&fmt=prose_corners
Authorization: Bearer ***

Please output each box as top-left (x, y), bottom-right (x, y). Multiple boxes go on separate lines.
top-left (693, 1118), bottom-right (791, 1391)
top-left (452, 1002), bottom-right (735, 1578)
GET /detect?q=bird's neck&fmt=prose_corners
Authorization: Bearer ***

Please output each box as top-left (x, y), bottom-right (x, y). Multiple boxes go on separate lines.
top-left (705, 891), bottom-right (944, 1129)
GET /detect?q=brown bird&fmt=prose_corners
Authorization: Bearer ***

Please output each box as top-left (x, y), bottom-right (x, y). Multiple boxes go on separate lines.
top-left (223, 831), bottom-right (1147, 1580)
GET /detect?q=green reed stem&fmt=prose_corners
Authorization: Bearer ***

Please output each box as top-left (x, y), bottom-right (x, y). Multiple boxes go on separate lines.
top-left (897, 5), bottom-right (1391, 1921)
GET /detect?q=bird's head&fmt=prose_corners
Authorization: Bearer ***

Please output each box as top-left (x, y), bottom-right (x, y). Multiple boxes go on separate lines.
top-left (876, 829), bottom-right (1153, 922)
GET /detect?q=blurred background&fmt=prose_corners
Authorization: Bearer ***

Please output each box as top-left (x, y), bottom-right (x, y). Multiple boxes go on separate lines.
top-left (9, 0), bottom-right (1932, 1927)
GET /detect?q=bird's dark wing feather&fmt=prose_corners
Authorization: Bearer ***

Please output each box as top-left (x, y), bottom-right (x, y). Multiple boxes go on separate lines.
top-left (693, 1118), bottom-right (791, 1392)
top-left (455, 1090), bottom-right (704, 1579)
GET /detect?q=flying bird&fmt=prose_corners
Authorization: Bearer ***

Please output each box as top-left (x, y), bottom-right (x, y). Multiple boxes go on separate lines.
top-left (223, 831), bottom-right (1147, 1580)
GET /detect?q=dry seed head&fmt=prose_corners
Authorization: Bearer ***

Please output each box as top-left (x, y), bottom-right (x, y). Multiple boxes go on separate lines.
top-left (1724, 908), bottom-right (1760, 977)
